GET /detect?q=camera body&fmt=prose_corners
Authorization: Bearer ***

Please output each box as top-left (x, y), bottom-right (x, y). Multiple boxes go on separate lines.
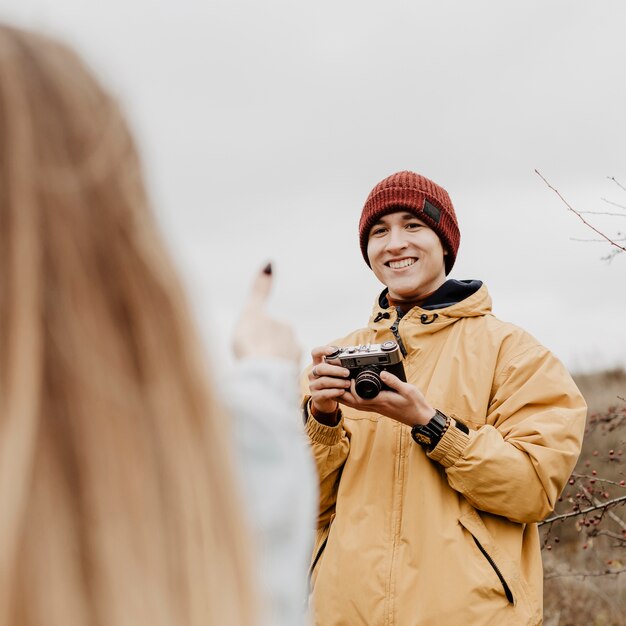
top-left (325, 341), bottom-right (406, 399)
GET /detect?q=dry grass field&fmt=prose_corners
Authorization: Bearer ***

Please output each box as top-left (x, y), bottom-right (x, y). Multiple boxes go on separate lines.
top-left (542, 368), bottom-right (626, 626)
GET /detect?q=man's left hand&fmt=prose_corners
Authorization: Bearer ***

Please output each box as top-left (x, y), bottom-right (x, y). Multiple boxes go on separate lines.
top-left (337, 371), bottom-right (435, 427)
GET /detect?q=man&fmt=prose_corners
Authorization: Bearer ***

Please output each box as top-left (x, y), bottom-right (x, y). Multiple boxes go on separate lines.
top-left (303, 171), bottom-right (586, 625)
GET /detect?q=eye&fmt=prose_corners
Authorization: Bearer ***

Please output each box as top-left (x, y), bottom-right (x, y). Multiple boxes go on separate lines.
top-left (370, 226), bottom-right (387, 237)
top-left (406, 222), bottom-right (422, 230)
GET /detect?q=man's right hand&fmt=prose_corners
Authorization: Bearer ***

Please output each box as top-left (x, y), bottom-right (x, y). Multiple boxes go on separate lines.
top-left (308, 346), bottom-right (352, 415)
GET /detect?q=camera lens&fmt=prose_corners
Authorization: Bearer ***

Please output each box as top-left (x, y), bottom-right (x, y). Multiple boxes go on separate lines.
top-left (354, 367), bottom-right (382, 399)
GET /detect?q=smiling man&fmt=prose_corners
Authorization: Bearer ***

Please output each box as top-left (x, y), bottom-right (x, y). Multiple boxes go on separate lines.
top-left (302, 171), bottom-right (586, 626)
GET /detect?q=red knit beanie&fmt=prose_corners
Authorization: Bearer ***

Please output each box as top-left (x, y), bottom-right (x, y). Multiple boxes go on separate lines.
top-left (359, 171), bottom-right (460, 275)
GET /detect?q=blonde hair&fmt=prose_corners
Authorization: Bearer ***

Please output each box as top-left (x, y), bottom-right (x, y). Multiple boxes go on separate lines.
top-left (0, 23), bottom-right (256, 626)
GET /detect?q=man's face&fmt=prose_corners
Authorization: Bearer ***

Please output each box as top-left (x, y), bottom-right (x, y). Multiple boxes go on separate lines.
top-left (366, 211), bottom-right (447, 301)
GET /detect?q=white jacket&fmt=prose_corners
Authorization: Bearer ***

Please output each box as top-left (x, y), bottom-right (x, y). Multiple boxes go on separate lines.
top-left (229, 358), bottom-right (317, 626)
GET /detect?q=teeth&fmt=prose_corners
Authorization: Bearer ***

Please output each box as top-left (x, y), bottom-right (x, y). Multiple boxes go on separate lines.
top-left (388, 258), bottom-right (416, 269)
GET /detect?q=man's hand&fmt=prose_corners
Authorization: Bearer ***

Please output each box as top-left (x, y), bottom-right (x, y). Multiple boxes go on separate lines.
top-left (307, 345), bottom-right (352, 415)
top-left (338, 370), bottom-right (435, 427)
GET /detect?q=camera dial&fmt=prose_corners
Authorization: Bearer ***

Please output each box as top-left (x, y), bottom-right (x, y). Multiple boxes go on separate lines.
top-left (381, 341), bottom-right (397, 352)
top-left (325, 347), bottom-right (342, 360)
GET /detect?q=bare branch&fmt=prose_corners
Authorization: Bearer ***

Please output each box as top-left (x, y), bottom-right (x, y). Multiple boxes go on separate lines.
top-left (594, 529), bottom-right (626, 541)
top-left (601, 197), bottom-right (626, 211)
top-left (608, 176), bottom-right (626, 193)
top-left (578, 483), bottom-right (626, 531)
top-left (578, 211), bottom-right (626, 218)
top-left (539, 494), bottom-right (626, 526)
top-left (573, 473), bottom-right (626, 490)
top-left (535, 170), bottom-right (626, 253)
top-left (544, 567), bottom-right (626, 580)
top-left (602, 248), bottom-right (625, 262)
top-left (570, 237), bottom-right (626, 243)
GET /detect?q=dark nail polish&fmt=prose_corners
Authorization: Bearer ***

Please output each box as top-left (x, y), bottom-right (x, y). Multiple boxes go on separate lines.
top-left (263, 262), bottom-right (272, 275)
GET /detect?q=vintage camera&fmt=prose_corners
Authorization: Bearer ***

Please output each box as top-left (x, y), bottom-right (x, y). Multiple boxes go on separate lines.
top-left (325, 341), bottom-right (406, 399)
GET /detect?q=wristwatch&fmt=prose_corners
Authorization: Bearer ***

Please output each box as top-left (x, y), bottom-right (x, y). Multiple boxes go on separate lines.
top-left (411, 409), bottom-right (450, 450)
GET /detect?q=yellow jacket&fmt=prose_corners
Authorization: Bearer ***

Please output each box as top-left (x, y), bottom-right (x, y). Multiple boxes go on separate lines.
top-left (303, 284), bottom-right (586, 626)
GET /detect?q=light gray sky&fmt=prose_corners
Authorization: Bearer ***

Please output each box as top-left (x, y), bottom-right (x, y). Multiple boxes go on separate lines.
top-left (4, 0), bottom-right (626, 374)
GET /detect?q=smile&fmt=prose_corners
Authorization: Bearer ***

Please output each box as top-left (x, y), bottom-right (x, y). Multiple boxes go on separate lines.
top-left (387, 258), bottom-right (416, 269)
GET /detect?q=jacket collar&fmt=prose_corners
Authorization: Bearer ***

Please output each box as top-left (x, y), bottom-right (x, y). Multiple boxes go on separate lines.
top-left (378, 279), bottom-right (484, 312)
top-left (369, 280), bottom-right (492, 337)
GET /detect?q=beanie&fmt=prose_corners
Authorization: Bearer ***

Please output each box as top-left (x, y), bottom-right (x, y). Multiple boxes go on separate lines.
top-left (359, 171), bottom-right (460, 275)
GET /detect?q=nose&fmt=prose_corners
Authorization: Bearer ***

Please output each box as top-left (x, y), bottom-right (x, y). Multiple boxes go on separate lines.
top-left (385, 225), bottom-right (408, 253)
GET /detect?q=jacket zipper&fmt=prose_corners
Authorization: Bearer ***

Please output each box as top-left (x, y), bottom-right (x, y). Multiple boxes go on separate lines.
top-left (384, 423), bottom-right (406, 625)
top-left (309, 536), bottom-right (328, 581)
top-left (386, 312), bottom-right (407, 623)
top-left (308, 515), bottom-right (335, 584)
top-left (472, 537), bottom-right (514, 604)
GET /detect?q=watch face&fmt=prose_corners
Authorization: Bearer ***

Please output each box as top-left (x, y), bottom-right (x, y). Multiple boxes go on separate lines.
top-left (412, 431), bottom-right (432, 446)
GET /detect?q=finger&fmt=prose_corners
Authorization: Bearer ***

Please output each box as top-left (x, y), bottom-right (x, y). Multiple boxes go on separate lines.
top-left (311, 345), bottom-right (342, 365)
top-left (379, 370), bottom-right (407, 392)
top-left (310, 363), bottom-right (350, 379)
top-left (244, 263), bottom-right (272, 312)
top-left (309, 375), bottom-right (352, 392)
top-left (337, 380), bottom-right (360, 405)
top-left (311, 388), bottom-right (348, 401)
top-left (337, 389), bottom-right (358, 407)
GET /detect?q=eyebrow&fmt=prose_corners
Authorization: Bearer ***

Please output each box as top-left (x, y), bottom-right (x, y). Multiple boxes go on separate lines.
top-left (372, 212), bottom-right (421, 226)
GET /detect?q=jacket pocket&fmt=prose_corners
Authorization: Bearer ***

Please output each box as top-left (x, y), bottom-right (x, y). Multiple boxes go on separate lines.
top-left (458, 513), bottom-right (516, 606)
top-left (471, 535), bottom-right (514, 604)
top-left (308, 513), bottom-right (334, 587)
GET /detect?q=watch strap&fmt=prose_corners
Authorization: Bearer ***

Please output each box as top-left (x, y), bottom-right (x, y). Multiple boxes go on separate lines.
top-left (411, 409), bottom-right (450, 450)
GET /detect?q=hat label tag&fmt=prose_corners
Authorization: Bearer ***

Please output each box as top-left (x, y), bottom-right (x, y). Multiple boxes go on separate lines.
top-left (423, 199), bottom-right (441, 223)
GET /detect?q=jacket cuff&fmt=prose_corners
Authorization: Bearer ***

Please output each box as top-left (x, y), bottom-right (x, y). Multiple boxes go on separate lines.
top-left (428, 419), bottom-right (471, 468)
top-left (302, 397), bottom-right (344, 446)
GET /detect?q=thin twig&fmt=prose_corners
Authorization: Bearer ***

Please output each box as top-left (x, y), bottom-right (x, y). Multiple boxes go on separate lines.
top-left (601, 197), bottom-right (626, 211)
top-left (539, 494), bottom-right (626, 526)
top-left (578, 211), bottom-right (626, 218)
top-left (594, 529), bottom-right (626, 541)
top-left (608, 176), bottom-right (626, 193)
top-left (535, 170), bottom-right (626, 252)
top-left (579, 484), bottom-right (626, 530)
top-left (570, 237), bottom-right (626, 243)
top-left (544, 567), bottom-right (626, 580)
